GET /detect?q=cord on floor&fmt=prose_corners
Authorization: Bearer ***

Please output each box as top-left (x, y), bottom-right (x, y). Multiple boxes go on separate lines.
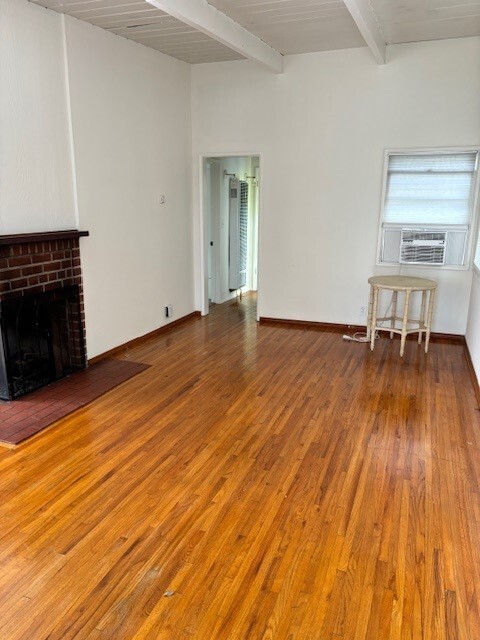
top-left (342, 331), bottom-right (379, 343)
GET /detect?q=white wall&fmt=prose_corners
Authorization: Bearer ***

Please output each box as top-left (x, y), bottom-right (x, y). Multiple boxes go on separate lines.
top-left (466, 271), bottom-right (480, 384)
top-left (65, 18), bottom-right (193, 358)
top-left (0, 0), bottom-right (76, 232)
top-left (0, 0), bottom-right (194, 359)
top-left (192, 38), bottom-right (480, 333)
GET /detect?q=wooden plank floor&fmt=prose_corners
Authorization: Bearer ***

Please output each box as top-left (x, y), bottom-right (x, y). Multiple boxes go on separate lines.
top-left (0, 294), bottom-right (479, 639)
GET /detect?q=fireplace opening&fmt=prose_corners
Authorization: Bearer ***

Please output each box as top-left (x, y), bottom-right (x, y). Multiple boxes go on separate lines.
top-left (0, 285), bottom-right (86, 400)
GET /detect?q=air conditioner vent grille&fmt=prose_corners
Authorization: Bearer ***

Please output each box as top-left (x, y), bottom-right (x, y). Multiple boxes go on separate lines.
top-left (401, 231), bottom-right (446, 243)
top-left (399, 229), bottom-right (446, 265)
top-left (400, 244), bottom-right (445, 265)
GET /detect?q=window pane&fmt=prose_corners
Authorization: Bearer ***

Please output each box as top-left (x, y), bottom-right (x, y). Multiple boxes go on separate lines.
top-left (384, 152), bottom-right (477, 226)
top-left (388, 153), bottom-right (477, 173)
top-left (475, 231), bottom-right (480, 269)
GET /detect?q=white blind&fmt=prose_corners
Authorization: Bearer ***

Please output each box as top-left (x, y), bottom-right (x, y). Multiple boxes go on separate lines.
top-left (384, 152), bottom-right (477, 226)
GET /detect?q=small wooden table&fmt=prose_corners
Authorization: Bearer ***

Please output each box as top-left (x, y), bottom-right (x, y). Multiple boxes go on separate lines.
top-left (367, 275), bottom-right (437, 357)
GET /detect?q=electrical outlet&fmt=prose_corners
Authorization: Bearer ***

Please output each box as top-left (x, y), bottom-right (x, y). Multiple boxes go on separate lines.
top-left (159, 195), bottom-right (165, 205)
top-left (165, 305), bottom-right (173, 318)
top-left (360, 306), bottom-right (367, 316)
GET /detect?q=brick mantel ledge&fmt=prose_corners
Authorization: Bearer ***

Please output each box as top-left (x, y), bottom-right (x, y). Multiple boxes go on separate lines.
top-left (0, 230), bottom-right (89, 245)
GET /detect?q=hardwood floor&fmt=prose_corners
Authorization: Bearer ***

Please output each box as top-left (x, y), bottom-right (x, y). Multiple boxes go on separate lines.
top-left (0, 294), bottom-right (479, 639)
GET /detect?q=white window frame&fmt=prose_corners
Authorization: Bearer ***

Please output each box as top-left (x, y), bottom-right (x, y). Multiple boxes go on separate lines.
top-left (376, 146), bottom-right (480, 271)
top-left (474, 223), bottom-right (480, 277)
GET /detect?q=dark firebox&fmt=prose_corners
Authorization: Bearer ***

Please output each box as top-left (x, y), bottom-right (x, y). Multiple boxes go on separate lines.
top-left (0, 285), bottom-right (86, 400)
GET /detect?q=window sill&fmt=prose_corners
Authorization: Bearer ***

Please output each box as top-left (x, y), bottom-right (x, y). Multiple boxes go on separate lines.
top-left (376, 261), bottom-right (469, 272)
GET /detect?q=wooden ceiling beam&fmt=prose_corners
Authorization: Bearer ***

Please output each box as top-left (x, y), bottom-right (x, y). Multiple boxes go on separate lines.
top-left (343, 0), bottom-right (386, 64)
top-left (145, 0), bottom-right (284, 73)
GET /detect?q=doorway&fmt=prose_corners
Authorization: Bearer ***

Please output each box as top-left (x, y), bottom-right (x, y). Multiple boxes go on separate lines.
top-left (201, 155), bottom-right (260, 314)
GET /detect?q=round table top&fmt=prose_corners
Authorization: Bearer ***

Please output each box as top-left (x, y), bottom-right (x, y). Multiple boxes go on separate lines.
top-left (368, 275), bottom-right (437, 291)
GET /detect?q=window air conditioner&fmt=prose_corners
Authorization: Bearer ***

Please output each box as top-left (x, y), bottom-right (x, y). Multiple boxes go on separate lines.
top-left (380, 227), bottom-right (468, 267)
top-left (400, 230), bottom-right (446, 265)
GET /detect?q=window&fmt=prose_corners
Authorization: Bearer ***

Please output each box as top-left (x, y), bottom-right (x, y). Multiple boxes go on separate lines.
top-left (379, 150), bottom-right (479, 267)
top-left (475, 228), bottom-right (480, 271)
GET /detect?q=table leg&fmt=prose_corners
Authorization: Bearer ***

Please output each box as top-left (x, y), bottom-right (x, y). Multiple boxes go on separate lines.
top-left (418, 290), bottom-right (427, 345)
top-left (425, 288), bottom-right (436, 354)
top-left (400, 290), bottom-right (411, 357)
top-left (370, 286), bottom-right (378, 351)
top-left (390, 291), bottom-right (398, 339)
top-left (366, 285), bottom-right (373, 340)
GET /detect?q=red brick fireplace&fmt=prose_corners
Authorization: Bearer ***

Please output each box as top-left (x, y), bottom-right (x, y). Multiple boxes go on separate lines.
top-left (0, 230), bottom-right (89, 399)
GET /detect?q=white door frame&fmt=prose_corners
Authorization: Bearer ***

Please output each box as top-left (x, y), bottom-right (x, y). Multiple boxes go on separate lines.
top-left (198, 152), bottom-right (263, 319)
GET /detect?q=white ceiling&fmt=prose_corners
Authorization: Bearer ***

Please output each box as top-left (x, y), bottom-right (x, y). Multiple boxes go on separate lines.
top-left (372, 0), bottom-right (480, 45)
top-left (29, 0), bottom-right (245, 63)
top-left (207, 1), bottom-right (366, 54)
top-left (30, 0), bottom-right (480, 64)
